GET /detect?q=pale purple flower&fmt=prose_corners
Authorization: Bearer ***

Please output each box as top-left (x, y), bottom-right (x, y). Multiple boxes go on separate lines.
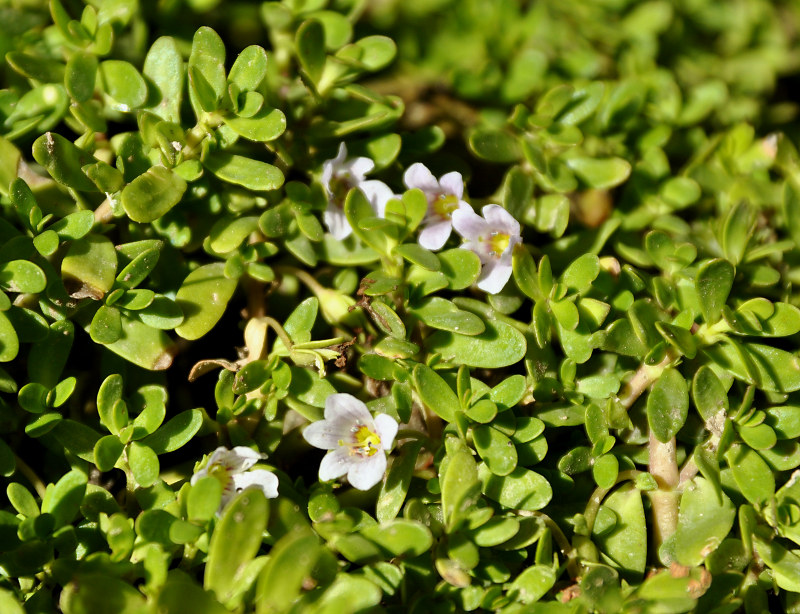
top-left (404, 162), bottom-right (471, 250)
top-left (321, 143), bottom-right (393, 239)
top-left (191, 446), bottom-right (279, 512)
top-left (303, 393), bottom-right (398, 491)
top-left (452, 204), bottom-right (522, 294)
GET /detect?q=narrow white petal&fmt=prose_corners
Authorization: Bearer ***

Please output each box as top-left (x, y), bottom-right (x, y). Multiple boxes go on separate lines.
top-left (346, 157), bottom-right (375, 181)
top-left (374, 414), bottom-right (399, 450)
top-left (323, 205), bottom-right (352, 240)
top-left (359, 180), bottom-right (395, 218)
top-left (419, 219), bottom-right (453, 250)
top-left (439, 171), bottom-right (464, 199)
top-left (483, 204), bottom-right (520, 237)
top-left (231, 469), bottom-right (279, 499)
top-left (477, 259), bottom-right (513, 294)
top-left (347, 453), bottom-right (386, 491)
top-left (229, 446), bottom-right (263, 471)
top-left (318, 448), bottom-right (352, 481)
top-left (303, 418), bottom-right (351, 450)
top-left (403, 162), bottom-right (439, 193)
top-left (334, 142), bottom-right (348, 165)
top-left (451, 207), bottom-right (488, 241)
top-left (324, 393), bottom-right (373, 426)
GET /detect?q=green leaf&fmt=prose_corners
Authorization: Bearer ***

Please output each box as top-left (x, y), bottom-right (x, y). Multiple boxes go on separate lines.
top-left (673, 477), bottom-right (735, 566)
top-left (721, 201), bottom-right (755, 265)
top-left (156, 576), bottom-right (229, 614)
top-left (61, 573), bottom-right (146, 614)
top-left (655, 321), bottom-right (697, 359)
top-left (128, 441), bottom-right (160, 487)
top-left (562, 253), bottom-right (600, 293)
top-left (41, 468), bottom-right (86, 528)
top-left (98, 313), bottom-right (175, 371)
top-left (255, 529), bottom-right (321, 614)
top-left (695, 259), bottom-right (734, 324)
top-left (469, 129), bottom-right (520, 163)
top-left (204, 152), bottom-right (284, 191)
top-left (7, 483), bottom-right (39, 517)
top-left (90, 305), bottom-right (122, 344)
top-left (65, 52), bottom-right (97, 102)
top-left (297, 19), bottom-right (326, 85)
top-left (116, 246), bottom-right (161, 289)
top-left (99, 60), bottom-right (147, 109)
top-left (32, 132), bottom-right (97, 192)
top-left (413, 364), bottom-right (458, 422)
top-left (692, 365), bottom-right (728, 422)
top-left (647, 368), bottom-right (689, 442)
top-left (93, 435), bottom-right (123, 472)
top-left (565, 157), bottom-right (631, 189)
top-left (426, 317), bottom-right (527, 369)
top-left (61, 234), bottom-right (117, 299)
top-left (474, 425), bottom-right (518, 476)
top-left (0, 260), bottom-right (46, 294)
top-left (441, 438), bottom-right (481, 530)
top-left (508, 565), bottom-right (556, 605)
top-left (225, 106), bottom-right (287, 142)
top-left (189, 26), bottom-right (227, 115)
top-left (704, 341), bottom-right (800, 393)
top-left (592, 483), bottom-right (647, 580)
top-left (394, 243), bottom-right (440, 271)
top-left (377, 440), bottom-right (422, 522)
top-left (140, 409), bottom-right (202, 454)
top-left (143, 36), bottom-right (185, 123)
top-left (205, 490), bottom-right (268, 607)
top-left (725, 443), bottom-right (774, 504)
top-left (121, 166), bottom-right (187, 223)
top-left (411, 297), bottom-right (485, 335)
top-left (175, 263), bottom-right (238, 340)
top-left (753, 535), bottom-right (800, 593)
top-left (361, 519), bottom-right (433, 557)
top-left (479, 463), bottom-right (552, 511)
top-left (228, 45), bottom-right (268, 92)
top-left (439, 248), bottom-right (481, 290)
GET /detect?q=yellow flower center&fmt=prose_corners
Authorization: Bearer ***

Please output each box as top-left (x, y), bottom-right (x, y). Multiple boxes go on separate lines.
top-left (486, 231), bottom-right (511, 257)
top-left (432, 194), bottom-right (459, 219)
top-left (342, 424), bottom-right (381, 457)
top-left (208, 463), bottom-right (232, 490)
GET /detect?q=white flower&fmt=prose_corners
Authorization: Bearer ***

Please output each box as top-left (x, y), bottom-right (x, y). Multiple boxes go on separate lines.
top-left (191, 446), bottom-right (279, 512)
top-left (452, 204), bottom-right (522, 294)
top-left (303, 393), bottom-right (398, 491)
top-left (321, 143), bottom-right (393, 239)
top-left (404, 162), bottom-right (471, 250)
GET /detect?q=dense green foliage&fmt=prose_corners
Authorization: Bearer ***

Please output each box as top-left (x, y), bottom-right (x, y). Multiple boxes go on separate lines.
top-left (3, 0), bottom-right (800, 612)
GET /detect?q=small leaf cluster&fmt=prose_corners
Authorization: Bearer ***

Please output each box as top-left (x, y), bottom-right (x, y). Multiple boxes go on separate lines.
top-left (2, 0), bottom-right (800, 613)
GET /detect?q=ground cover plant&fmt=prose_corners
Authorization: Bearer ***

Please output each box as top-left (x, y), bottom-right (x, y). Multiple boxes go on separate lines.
top-left (4, 0), bottom-right (800, 612)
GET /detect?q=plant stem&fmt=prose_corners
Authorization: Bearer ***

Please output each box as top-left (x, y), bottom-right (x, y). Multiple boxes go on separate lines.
top-left (647, 431), bottom-right (680, 556)
top-left (14, 454), bottom-right (47, 499)
top-left (522, 511), bottom-right (582, 580)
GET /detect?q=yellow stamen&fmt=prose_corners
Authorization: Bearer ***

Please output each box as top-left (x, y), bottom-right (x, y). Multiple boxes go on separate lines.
top-left (486, 231), bottom-right (511, 257)
top-left (208, 464), bottom-right (232, 491)
top-left (340, 424), bottom-right (381, 457)
top-left (433, 194), bottom-right (459, 219)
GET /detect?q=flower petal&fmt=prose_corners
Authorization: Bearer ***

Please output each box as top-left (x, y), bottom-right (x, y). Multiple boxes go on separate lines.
top-left (323, 204), bottom-right (352, 240)
top-left (318, 447), bottom-right (352, 481)
top-left (347, 453), bottom-right (386, 491)
top-left (303, 418), bottom-right (351, 450)
top-left (359, 180), bottom-right (395, 218)
top-left (482, 204), bottom-right (520, 237)
top-left (452, 207), bottom-right (488, 241)
top-left (345, 156), bottom-right (375, 181)
top-left (403, 162), bottom-right (439, 193)
top-left (324, 393), bottom-right (373, 426)
top-left (231, 469), bottom-right (279, 499)
top-left (228, 446), bottom-right (264, 472)
top-left (190, 467), bottom-right (209, 485)
top-left (374, 414), bottom-right (399, 450)
top-left (477, 258), bottom-right (513, 294)
top-left (419, 219), bottom-right (453, 250)
top-left (439, 171), bottom-right (464, 199)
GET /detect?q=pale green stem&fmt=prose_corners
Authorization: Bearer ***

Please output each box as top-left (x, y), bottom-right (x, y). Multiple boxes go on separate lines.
top-left (14, 454), bottom-right (47, 499)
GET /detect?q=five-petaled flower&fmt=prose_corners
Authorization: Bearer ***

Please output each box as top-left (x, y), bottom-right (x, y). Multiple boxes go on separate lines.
top-left (303, 393), bottom-right (398, 491)
top-left (321, 143), bottom-right (393, 239)
top-left (404, 162), bottom-right (471, 250)
top-left (191, 446), bottom-right (279, 513)
top-left (452, 204), bottom-right (522, 294)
